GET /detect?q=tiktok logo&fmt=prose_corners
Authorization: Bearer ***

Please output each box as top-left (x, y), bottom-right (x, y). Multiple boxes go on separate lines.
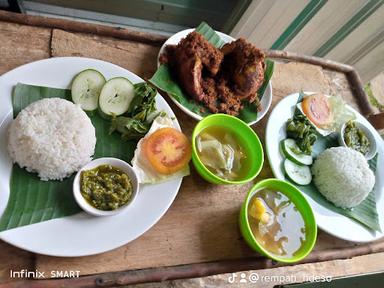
top-left (228, 272), bottom-right (259, 284)
top-left (228, 273), bottom-right (237, 283)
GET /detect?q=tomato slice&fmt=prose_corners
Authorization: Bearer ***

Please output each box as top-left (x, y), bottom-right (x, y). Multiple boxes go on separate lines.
top-left (302, 94), bottom-right (333, 127)
top-left (143, 127), bottom-right (191, 175)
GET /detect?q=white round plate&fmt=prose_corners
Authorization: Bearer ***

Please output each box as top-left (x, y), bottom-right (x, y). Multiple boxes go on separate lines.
top-left (157, 28), bottom-right (273, 125)
top-left (0, 57), bottom-right (183, 256)
top-left (266, 92), bottom-right (384, 242)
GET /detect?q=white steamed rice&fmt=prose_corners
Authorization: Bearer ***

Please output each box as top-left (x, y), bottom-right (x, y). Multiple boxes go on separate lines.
top-left (311, 146), bottom-right (375, 208)
top-left (8, 98), bottom-right (96, 181)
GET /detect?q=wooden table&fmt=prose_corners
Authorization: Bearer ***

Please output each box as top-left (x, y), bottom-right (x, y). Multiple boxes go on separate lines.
top-left (0, 10), bottom-right (383, 288)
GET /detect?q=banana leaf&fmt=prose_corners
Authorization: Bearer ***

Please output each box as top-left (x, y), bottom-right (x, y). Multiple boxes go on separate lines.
top-left (292, 148), bottom-right (380, 232)
top-left (0, 83), bottom-right (136, 231)
top-left (149, 22), bottom-right (274, 123)
top-left (195, 21), bottom-right (225, 47)
top-left (285, 94), bottom-right (380, 232)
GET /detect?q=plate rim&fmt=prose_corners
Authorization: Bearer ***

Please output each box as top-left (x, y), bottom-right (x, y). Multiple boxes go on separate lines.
top-left (266, 92), bottom-right (384, 243)
top-left (156, 28), bottom-right (273, 126)
top-left (0, 56), bottom-right (184, 256)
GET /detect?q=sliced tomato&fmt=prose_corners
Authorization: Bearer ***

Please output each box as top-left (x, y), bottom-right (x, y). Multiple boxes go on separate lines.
top-left (143, 127), bottom-right (191, 175)
top-left (302, 93), bottom-right (333, 127)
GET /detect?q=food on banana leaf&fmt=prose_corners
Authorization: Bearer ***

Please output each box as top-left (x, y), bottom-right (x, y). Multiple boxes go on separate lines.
top-left (311, 147), bottom-right (375, 208)
top-left (7, 98), bottom-right (96, 181)
top-left (286, 114), bottom-right (317, 155)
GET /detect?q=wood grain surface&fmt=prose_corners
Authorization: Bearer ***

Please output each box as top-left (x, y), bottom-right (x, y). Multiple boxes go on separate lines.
top-left (51, 29), bottom-right (160, 79)
top-left (0, 20), bottom-right (51, 283)
top-left (0, 22), bottom-right (51, 75)
top-left (0, 11), bottom-right (382, 286)
top-left (35, 32), bottom-right (373, 276)
top-left (0, 10), bottom-right (167, 46)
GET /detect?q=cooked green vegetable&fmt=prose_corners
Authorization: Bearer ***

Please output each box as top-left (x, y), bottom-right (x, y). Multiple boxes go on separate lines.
top-left (286, 114), bottom-right (317, 155)
top-left (109, 82), bottom-right (157, 140)
top-left (128, 82), bottom-right (157, 121)
top-left (196, 126), bottom-right (247, 181)
top-left (344, 120), bottom-right (370, 155)
top-left (80, 164), bottom-right (133, 211)
top-left (110, 116), bottom-right (150, 141)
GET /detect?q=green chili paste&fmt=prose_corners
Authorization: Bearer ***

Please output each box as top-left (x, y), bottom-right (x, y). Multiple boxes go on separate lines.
top-left (80, 165), bottom-right (133, 210)
top-left (343, 120), bottom-right (370, 155)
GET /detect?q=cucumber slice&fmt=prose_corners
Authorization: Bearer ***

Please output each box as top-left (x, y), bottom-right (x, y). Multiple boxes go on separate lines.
top-left (284, 159), bottom-right (312, 185)
top-left (71, 69), bottom-right (106, 111)
top-left (99, 77), bottom-right (135, 117)
top-left (281, 139), bottom-right (313, 165)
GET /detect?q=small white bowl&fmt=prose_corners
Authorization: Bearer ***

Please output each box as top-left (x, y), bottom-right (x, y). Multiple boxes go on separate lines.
top-left (73, 157), bottom-right (139, 216)
top-left (339, 120), bottom-right (377, 160)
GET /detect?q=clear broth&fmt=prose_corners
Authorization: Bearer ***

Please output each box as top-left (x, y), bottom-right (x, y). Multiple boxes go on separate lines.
top-left (248, 189), bottom-right (307, 258)
top-left (196, 126), bottom-right (247, 180)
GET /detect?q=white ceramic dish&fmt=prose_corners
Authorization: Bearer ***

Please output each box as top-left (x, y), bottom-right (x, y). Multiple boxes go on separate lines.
top-left (266, 92), bottom-right (384, 242)
top-left (338, 120), bottom-right (378, 160)
top-left (157, 28), bottom-right (273, 125)
top-left (0, 57), bottom-right (183, 256)
top-left (73, 157), bottom-right (139, 217)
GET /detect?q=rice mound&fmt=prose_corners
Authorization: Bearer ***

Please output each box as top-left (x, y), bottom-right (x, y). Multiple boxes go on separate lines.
top-left (311, 146), bottom-right (375, 208)
top-left (8, 98), bottom-right (96, 181)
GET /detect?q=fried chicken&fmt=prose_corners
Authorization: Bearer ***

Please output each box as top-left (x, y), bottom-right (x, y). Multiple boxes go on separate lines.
top-left (162, 32), bottom-right (265, 116)
top-left (165, 32), bottom-right (223, 102)
top-left (221, 38), bottom-right (265, 101)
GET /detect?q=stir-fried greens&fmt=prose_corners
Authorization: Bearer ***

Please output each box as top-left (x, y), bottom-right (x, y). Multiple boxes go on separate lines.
top-left (127, 82), bottom-right (157, 121)
top-left (286, 114), bottom-right (317, 155)
top-left (109, 82), bottom-right (157, 140)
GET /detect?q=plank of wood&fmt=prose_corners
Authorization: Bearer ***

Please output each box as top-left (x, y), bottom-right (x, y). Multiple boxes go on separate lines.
top-left (0, 20), bottom-right (50, 283)
top-left (271, 62), bottom-right (333, 99)
top-left (35, 58), bottom-right (371, 277)
top-left (0, 19), bottom-right (379, 283)
top-left (0, 21), bottom-right (51, 75)
top-left (5, 250), bottom-right (384, 287)
top-left (51, 29), bottom-right (160, 79)
top-left (12, 239), bottom-right (384, 287)
top-left (0, 241), bottom-right (34, 284)
top-left (265, 50), bottom-right (373, 116)
top-left (124, 252), bottom-right (384, 288)
top-left (0, 10), bottom-right (167, 46)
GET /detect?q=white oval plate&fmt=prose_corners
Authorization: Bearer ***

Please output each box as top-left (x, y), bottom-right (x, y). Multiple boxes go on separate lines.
top-left (157, 28), bottom-right (273, 126)
top-left (0, 57), bottom-right (183, 256)
top-left (266, 92), bottom-right (384, 242)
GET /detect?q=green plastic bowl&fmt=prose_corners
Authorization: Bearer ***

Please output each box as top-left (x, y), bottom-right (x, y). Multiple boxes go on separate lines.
top-left (191, 114), bottom-right (264, 185)
top-left (239, 178), bottom-right (317, 263)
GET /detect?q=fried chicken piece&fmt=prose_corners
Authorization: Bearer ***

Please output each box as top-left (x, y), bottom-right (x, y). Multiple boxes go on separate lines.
top-left (216, 79), bottom-right (243, 115)
top-left (201, 78), bottom-right (243, 116)
top-left (162, 32), bottom-right (265, 116)
top-left (221, 38), bottom-right (265, 100)
top-left (167, 32), bottom-right (223, 102)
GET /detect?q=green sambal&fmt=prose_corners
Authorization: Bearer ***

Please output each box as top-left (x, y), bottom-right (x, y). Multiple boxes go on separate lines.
top-left (343, 120), bottom-right (370, 155)
top-left (80, 165), bottom-right (133, 210)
